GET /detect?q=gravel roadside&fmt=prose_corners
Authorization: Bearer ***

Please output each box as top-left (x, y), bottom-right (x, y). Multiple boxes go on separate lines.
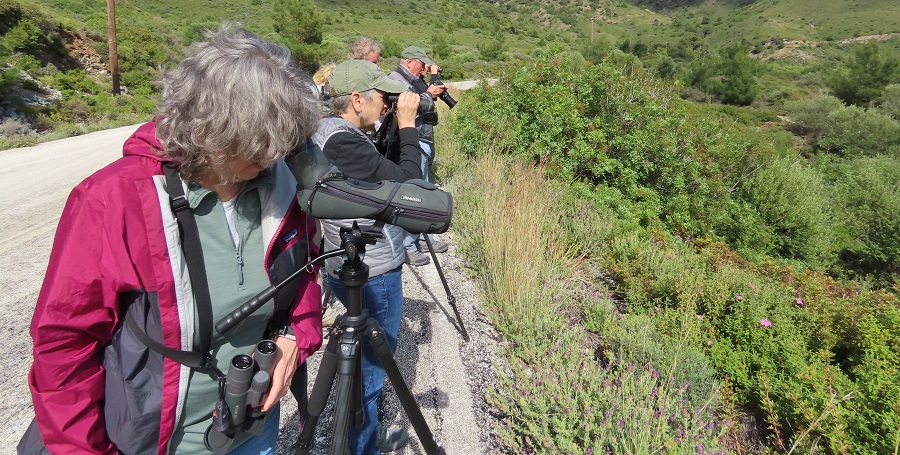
top-left (0, 125), bottom-right (501, 455)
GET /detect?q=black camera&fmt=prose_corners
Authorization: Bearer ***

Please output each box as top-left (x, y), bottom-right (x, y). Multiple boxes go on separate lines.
top-left (431, 67), bottom-right (457, 109)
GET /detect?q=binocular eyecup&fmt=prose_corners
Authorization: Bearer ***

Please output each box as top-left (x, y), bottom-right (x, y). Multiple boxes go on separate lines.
top-left (204, 340), bottom-right (278, 455)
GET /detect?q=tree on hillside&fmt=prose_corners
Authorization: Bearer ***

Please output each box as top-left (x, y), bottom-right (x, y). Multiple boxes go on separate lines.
top-left (688, 46), bottom-right (758, 106)
top-left (829, 41), bottom-right (900, 107)
top-left (379, 36), bottom-right (400, 59)
top-left (272, 0), bottom-right (325, 70)
top-left (432, 33), bottom-right (451, 59)
top-left (718, 45), bottom-right (758, 105)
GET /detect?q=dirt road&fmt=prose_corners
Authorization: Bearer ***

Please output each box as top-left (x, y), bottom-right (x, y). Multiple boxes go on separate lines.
top-left (0, 125), bottom-right (496, 454)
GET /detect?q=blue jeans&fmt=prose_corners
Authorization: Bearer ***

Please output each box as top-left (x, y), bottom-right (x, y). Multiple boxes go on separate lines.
top-left (227, 404), bottom-right (280, 455)
top-left (404, 142), bottom-right (434, 252)
top-left (327, 269), bottom-right (404, 455)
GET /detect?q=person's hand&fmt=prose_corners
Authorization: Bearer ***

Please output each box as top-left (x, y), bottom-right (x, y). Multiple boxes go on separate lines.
top-left (260, 336), bottom-right (299, 412)
top-left (428, 64), bottom-right (440, 75)
top-left (395, 91), bottom-right (420, 129)
top-left (427, 83), bottom-right (446, 99)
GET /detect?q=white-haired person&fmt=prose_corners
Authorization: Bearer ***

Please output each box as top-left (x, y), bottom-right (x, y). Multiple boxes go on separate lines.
top-left (24, 24), bottom-right (323, 455)
top-left (389, 46), bottom-right (450, 266)
top-left (348, 36), bottom-right (381, 65)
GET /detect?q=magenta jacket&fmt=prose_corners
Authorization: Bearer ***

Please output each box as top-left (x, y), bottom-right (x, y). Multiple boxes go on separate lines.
top-left (27, 122), bottom-right (322, 454)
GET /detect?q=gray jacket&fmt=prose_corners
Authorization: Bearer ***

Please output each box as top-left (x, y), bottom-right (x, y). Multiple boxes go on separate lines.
top-left (312, 116), bottom-right (408, 277)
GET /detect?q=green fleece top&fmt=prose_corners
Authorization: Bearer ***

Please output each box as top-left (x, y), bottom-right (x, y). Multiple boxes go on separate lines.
top-left (169, 171), bottom-right (275, 453)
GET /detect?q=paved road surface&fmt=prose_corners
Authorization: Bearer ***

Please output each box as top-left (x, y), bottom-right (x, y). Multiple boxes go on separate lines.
top-left (0, 125), bottom-right (495, 454)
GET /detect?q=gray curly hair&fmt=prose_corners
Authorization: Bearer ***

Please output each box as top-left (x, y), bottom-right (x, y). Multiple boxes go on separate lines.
top-left (348, 37), bottom-right (380, 60)
top-left (156, 24), bottom-right (319, 183)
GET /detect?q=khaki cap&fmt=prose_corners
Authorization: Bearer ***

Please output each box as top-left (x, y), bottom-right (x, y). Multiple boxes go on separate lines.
top-left (400, 46), bottom-right (436, 66)
top-left (328, 60), bottom-right (408, 96)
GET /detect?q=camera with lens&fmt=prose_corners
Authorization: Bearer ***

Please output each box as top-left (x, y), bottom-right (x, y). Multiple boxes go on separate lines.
top-left (204, 340), bottom-right (278, 455)
top-left (385, 92), bottom-right (438, 126)
top-left (430, 67), bottom-right (457, 109)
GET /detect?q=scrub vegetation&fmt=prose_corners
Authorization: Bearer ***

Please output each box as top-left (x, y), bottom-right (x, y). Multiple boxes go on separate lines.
top-left (438, 48), bottom-right (899, 453)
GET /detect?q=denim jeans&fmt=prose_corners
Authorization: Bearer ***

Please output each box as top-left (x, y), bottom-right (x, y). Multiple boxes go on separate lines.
top-left (327, 269), bottom-right (404, 455)
top-left (404, 141), bottom-right (434, 252)
top-left (226, 404), bottom-right (280, 455)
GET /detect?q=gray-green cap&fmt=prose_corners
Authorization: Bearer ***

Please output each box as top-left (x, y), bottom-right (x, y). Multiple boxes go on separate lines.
top-left (400, 46), bottom-right (436, 66)
top-left (328, 59), bottom-right (408, 96)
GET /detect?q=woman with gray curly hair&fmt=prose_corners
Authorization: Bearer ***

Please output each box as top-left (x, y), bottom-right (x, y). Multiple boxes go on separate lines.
top-left (25, 24), bottom-right (322, 455)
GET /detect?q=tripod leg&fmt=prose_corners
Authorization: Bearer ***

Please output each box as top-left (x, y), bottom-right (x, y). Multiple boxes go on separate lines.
top-left (329, 367), bottom-right (355, 455)
top-left (367, 325), bottom-right (446, 455)
top-left (295, 338), bottom-right (340, 455)
top-left (422, 235), bottom-right (469, 342)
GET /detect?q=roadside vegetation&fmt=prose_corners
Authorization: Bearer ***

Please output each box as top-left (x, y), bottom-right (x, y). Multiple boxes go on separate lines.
top-left (438, 50), bottom-right (899, 453)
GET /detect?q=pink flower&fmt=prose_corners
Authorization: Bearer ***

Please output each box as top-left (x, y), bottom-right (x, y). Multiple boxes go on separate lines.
top-left (706, 340), bottom-right (713, 346)
top-left (796, 297), bottom-right (805, 306)
top-left (696, 314), bottom-right (703, 320)
top-left (737, 295), bottom-right (744, 301)
top-left (760, 318), bottom-right (772, 327)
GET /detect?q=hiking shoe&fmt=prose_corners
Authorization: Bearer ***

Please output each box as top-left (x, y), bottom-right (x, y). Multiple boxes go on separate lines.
top-left (417, 239), bottom-right (448, 254)
top-left (321, 301), bottom-right (345, 327)
top-left (376, 425), bottom-right (409, 453)
top-left (404, 250), bottom-right (430, 266)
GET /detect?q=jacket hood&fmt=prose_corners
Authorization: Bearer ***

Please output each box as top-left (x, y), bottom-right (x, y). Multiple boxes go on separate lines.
top-left (123, 121), bottom-right (167, 162)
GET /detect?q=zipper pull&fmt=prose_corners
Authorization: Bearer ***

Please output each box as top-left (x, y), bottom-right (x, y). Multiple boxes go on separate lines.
top-left (236, 250), bottom-right (244, 285)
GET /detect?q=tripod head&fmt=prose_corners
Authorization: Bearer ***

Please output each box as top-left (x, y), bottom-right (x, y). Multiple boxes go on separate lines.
top-left (331, 224), bottom-right (381, 319)
top-left (214, 222), bottom-right (382, 334)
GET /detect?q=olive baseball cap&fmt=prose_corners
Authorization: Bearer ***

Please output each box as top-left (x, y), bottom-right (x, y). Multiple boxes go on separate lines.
top-left (400, 46), bottom-right (436, 66)
top-left (328, 59), bottom-right (408, 96)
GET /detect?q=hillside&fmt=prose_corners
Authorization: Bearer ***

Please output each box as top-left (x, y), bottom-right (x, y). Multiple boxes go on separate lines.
top-left (1, 0), bottom-right (898, 148)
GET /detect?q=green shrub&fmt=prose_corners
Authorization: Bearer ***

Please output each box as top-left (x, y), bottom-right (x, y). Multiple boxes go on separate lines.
top-left (819, 106), bottom-right (900, 157)
top-left (832, 156), bottom-right (900, 278)
top-left (785, 96), bottom-right (900, 157)
top-left (739, 157), bottom-right (836, 265)
top-left (878, 84), bottom-right (900, 119)
top-left (784, 95), bottom-right (845, 140)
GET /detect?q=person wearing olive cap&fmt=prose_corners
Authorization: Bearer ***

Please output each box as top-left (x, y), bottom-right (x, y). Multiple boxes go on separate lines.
top-left (389, 46), bottom-right (450, 266)
top-left (311, 59), bottom-right (423, 454)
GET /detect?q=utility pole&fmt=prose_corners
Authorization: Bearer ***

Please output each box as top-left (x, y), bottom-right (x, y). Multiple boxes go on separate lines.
top-left (107, 0), bottom-right (120, 95)
top-left (590, 17), bottom-right (597, 44)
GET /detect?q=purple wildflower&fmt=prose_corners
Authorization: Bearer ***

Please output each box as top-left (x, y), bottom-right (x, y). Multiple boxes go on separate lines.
top-left (760, 318), bottom-right (772, 327)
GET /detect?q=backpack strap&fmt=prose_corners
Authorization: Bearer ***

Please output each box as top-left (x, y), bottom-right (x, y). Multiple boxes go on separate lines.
top-left (125, 163), bottom-right (220, 376)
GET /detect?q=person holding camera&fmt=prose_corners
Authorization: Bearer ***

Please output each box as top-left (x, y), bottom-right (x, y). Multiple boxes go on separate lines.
top-left (23, 25), bottom-right (323, 455)
top-left (312, 59), bottom-right (423, 454)
top-left (389, 46), bottom-right (450, 265)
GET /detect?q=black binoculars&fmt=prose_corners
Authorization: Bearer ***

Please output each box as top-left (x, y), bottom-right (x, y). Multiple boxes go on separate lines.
top-left (204, 340), bottom-right (278, 454)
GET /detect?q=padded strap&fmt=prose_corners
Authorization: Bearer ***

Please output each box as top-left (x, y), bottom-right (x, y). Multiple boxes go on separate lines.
top-left (126, 164), bottom-right (219, 375)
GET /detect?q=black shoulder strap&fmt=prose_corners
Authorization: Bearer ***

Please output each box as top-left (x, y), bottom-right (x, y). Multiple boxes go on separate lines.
top-left (125, 164), bottom-right (218, 375)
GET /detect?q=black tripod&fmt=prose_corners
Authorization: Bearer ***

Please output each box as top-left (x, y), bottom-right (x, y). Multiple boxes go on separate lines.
top-left (215, 224), bottom-right (447, 455)
top-left (293, 226), bottom-right (446, 455)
